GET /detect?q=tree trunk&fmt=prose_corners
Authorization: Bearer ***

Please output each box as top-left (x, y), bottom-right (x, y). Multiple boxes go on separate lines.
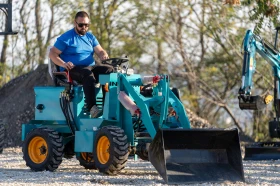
top-left (0, 15), bottom-right (9, 82)
top-left (0, 35), bottom-right (8, 66)
top-left (35, 0), bottom-right (44, 64)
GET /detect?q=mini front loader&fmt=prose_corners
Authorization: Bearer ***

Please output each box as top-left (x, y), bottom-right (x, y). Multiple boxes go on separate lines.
top-left (22, 58), bottom-right (244, 184)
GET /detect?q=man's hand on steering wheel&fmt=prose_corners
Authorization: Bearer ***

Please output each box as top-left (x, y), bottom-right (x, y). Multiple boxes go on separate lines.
top-left (101, 58), bottom-right (129, 67)
top-left (100, 54), bottom-right (109, 61)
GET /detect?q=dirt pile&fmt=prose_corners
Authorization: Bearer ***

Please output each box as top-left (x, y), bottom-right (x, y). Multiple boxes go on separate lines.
top-left (0, 65), bottom-right (241, 147)
top-left (0, 64), bottom-right (51, 147)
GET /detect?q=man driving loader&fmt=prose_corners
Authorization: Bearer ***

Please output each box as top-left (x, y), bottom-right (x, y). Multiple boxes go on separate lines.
top-left (49, 11), bottom-right (113, 118)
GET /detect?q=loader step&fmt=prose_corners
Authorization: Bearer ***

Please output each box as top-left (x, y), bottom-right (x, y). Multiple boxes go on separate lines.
top-left (134, 132), bottom-right (151, 139)
top-left (244, 142), bottom-right (280, 160)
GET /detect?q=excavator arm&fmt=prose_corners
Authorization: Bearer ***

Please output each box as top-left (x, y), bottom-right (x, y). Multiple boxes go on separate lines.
top-left (239, 29), bottom-right (280, 110)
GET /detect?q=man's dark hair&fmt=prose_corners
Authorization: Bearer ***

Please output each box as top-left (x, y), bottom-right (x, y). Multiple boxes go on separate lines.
top-left (75, 11), bottom-right (89, 19)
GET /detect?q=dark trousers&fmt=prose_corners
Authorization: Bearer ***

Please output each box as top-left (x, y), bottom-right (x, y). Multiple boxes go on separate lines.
top-left (69, 65), bottom-right (113, 110)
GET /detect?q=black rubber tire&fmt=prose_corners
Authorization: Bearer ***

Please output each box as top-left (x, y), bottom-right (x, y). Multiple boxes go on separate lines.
top-left (137, 151), bottom-right (149, 161)
top-left (22, 128), bottom-right (64, 171)
top-left (77, 152), bottom-right (97, 169)
top-left (0, 123), bottom-right (4, 154)
top-left (93, 126), bottom-right (129, 175)
top-left (136, 143), bottom-right (149, 161)
top-left (63, 140), bottom-right (75, 159)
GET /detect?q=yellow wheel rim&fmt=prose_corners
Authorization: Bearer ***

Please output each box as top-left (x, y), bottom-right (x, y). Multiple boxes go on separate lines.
top-left (97, 136), bottom-right (110, 164)
top-left (28, 136), bottom-right (48, 163)
top-left (81, 152), bottom-right (94, 162)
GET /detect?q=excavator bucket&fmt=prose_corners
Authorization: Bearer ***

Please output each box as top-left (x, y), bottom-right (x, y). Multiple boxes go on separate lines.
top-left (148, 128), bottom-right (244, 184)
top-left (244, 142), bottom-right (280, 160)
top-left (239, 95), bottom-right (267, 110)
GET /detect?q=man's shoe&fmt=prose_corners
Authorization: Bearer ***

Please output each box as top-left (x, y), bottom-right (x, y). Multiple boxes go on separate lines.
top-left (90, 105), bottom-right (102, 118)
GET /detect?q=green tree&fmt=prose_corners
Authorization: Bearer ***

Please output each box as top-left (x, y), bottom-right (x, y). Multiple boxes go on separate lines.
top-left (226, 0), bottom-right (280, 34)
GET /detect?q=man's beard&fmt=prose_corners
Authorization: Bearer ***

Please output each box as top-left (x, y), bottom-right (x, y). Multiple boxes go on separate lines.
top-left (76, 26), bottom-right (86, 35)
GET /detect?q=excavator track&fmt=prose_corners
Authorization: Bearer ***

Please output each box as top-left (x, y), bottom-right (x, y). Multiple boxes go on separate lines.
top-left (244, 142), bottom-right (280, 160)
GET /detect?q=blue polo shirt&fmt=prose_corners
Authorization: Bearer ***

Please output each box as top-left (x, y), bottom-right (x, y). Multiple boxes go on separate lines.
top-left (54, 28), bottom-right (99, 71)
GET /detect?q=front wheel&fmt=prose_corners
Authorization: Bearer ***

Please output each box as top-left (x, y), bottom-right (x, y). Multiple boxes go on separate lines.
top-left (93, 126), bottom-right (129, 175)
top-left (22, 128), bottom-right (64, 171)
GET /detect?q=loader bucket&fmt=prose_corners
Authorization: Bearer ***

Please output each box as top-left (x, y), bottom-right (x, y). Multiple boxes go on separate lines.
top-left (148, 128), bottom-right (244, 184)
top-left (244, 142), bottom-right (280, 160)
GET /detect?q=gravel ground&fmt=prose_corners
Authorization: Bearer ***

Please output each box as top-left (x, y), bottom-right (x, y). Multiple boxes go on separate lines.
top-left (0, 147), bottom-right (280, 186)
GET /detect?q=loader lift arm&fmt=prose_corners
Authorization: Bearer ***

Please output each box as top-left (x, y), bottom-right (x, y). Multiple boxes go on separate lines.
top-left (117, 73), bottom-right (244, 183)
top-left (239, 28), bottom-right (280, 160)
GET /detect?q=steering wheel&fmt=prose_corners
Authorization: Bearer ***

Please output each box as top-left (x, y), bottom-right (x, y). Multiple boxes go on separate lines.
top-left (101, 58), bottom-right (129, 67)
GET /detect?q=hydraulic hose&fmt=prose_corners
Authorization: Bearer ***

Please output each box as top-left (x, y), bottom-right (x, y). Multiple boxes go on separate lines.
top-left (59, 93), bottom-right (75, 135)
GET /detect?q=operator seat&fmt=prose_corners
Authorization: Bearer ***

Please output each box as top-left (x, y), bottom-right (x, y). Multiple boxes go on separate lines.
top-left (47, 46), bottom-right (78, 87)
top-left (47, 47), bottom-right (103, 109)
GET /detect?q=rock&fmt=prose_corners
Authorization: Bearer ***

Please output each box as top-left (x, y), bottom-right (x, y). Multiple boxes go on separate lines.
top-left (186, 108), bottom-right (212, 128)
top-left (0, 64), bottom-right (51, 147)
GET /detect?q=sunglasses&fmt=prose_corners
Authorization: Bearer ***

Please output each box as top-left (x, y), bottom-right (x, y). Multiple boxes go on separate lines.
top-left (75, 21), bottom-right (90, 28)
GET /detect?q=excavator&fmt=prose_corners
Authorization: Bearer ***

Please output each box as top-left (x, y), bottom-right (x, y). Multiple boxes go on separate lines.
top-left (239, 27), bottom-right (280, 160)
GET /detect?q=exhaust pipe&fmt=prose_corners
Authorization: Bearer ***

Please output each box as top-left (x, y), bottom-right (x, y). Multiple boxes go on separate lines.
top-left (148, 128), bottom-right (244, 184)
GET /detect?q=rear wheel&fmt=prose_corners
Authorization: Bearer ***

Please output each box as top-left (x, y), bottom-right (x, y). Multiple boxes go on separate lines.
top-left (77, 152), bottom-right (97, 169)
top-left (22, 128), bottom-right (64, 171)
top-left (0, 123), bottom-right (4, 153)
top-left (93, 126), bottom-right (129, 175)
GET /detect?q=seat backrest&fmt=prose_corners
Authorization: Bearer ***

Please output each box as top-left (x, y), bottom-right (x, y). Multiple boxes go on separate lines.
top-left (47, 46), bottom-right (72, 87)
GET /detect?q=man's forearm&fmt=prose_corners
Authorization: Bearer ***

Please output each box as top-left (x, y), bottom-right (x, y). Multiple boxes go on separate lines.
top-left (49, 52), bottom-right (65, 67)
top-left (97, 50), bottom-right (109, 60)
top-left (50, 51), bottom-right (75, 71)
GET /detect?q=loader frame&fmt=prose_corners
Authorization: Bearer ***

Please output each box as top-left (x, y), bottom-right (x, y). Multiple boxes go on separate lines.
top-left (22, 58), bottom-right (244, 184)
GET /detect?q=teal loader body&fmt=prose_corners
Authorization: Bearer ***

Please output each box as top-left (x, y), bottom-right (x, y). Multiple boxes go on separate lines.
top-left (22, 58), bottom-right (244, 184)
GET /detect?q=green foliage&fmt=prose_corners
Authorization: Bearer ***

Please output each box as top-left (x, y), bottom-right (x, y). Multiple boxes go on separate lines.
top-left (0, 63), bottom-right (7, 87)
top-left (242, 0), bottom-right (280, 34)
top-left (252, 109), bottom-right (274, 141)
